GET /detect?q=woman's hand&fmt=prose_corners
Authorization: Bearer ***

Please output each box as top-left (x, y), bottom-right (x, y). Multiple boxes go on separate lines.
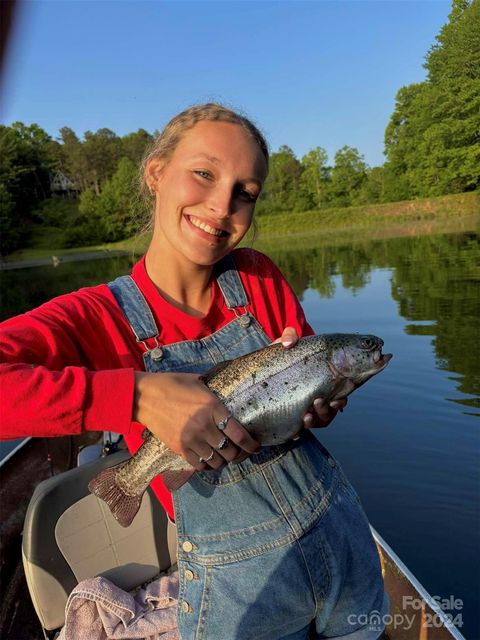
top-left (133, 371), bottom-right (260, 471)
top-left (275, 327), bottom-right (347, 429)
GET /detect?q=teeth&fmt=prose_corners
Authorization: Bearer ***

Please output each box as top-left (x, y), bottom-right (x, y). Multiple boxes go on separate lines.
top-left (189, 216), bottom-right (224, 237)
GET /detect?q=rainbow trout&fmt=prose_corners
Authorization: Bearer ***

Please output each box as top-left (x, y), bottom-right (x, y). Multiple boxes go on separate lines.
top-left (88, 334), bottom-right (392, 527)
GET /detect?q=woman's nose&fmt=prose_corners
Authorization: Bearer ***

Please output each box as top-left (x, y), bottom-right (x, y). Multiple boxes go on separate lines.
top-left (206, 185), bottom-right (233, 218)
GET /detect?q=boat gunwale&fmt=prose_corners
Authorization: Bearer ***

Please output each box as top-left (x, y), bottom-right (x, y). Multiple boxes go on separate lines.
top-left (371, 526), bottom-right (466, 640)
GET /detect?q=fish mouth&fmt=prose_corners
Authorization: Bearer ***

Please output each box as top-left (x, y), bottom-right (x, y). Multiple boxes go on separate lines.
top-left (373, 349), bottom-right (392, 369)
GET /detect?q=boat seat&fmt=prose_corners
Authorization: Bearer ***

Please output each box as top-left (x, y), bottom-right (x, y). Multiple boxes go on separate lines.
top-left (22, 449), bottom-right (178, 637)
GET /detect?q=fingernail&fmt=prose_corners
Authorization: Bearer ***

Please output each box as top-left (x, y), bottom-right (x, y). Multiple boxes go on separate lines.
top-left (314, 398), bottom-right (324, 408)
top-left (282, 339), bottom-right (294, 347)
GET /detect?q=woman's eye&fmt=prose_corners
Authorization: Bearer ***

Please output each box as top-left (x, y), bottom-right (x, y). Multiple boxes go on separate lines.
top-left (194, 170), bottom-right (212, 180)
top-left (237, 187), bottom-right (257, 202)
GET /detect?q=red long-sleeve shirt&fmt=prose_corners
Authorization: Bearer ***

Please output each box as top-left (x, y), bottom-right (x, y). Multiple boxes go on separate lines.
top-left (0, 248), bottom-right (313, 516)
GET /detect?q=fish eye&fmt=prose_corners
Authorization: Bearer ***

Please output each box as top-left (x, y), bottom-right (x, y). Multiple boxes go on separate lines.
top-left (360, 337), bottom-right (375, 350)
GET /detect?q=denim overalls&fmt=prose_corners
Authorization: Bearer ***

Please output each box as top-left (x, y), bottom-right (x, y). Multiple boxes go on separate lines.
top-left (108, 256), bottom-right (388, 640)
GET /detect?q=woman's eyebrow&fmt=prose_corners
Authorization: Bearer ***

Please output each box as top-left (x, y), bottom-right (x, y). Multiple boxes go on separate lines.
top-left (191, 153), bottom-right (220, 164)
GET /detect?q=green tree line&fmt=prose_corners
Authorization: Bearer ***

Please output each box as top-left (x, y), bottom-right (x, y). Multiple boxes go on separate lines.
top-left (0, 0), bottom-right (478, 255)
top-left (0, 124), bottom-right (153, 253)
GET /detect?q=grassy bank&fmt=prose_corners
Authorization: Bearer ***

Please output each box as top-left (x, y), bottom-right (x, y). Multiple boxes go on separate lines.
top-left (252, 191), bottom-right (479, 253)
top-left (254, 191), bottom-right (478, 237)
top-left (3, 191), bottom-right (478, 264)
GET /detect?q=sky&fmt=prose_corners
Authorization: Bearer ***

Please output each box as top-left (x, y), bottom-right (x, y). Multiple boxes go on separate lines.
top-left (2, 0), bottom-right (451, 167)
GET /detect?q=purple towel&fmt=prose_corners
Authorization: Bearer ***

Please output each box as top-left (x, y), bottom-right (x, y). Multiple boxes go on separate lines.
top-left (58, 571), bottom-right (180, 640)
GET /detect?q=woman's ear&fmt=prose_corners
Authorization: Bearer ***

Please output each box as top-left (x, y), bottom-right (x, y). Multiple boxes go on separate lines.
top-left (145, 157), bottom-right (164, 194)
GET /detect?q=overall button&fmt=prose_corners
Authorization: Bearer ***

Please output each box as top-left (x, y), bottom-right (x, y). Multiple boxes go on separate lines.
top-left (181, 601), bottom-right (192, 613)
top-left (328, 457), bottom-right (336, 468)
top-left (238, 314), bottom-right (251, 328)
top-left (150, 346), bottom-right (164, 361)
top-left (182, 541), bottom-right (194, 552)
top-left (184, 570), bottom-right (195, 581)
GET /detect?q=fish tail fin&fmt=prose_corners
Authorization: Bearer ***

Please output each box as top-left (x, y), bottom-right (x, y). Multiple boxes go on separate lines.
top-left (88, 465), bottom-right (143, 528)
top-left (161, 468), bottom-right (195, 492)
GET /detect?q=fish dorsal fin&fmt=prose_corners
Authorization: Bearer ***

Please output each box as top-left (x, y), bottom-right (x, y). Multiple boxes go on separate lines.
top-left (201, 359), bottom-right (233, 383)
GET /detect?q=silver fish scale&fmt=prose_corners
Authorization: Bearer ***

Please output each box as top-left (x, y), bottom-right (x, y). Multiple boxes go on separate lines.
top-left (205, 335), bottom-right (329, 399)
top-left (221, 354), bottom-right (334, 444)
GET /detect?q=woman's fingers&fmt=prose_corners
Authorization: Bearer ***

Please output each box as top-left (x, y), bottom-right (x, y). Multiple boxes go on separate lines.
top-left (329, 399), bottom-right (347, 412)
top-left (215, 415), bottom-right (260, 458)
top-left (280, 326), bottom-right (298, 348)
top-left (187, 446), bottom-right (224, 471)
top-left (272, 326), bottom-right (299, 348)
top-left (224, 416), bottom-right (260, 453)
top-left (133, 371), bottom-right (259, 470)
top-left (189, 414), bottom-right (260, 469)
top-left (303, 397), bottom-right (348, 429)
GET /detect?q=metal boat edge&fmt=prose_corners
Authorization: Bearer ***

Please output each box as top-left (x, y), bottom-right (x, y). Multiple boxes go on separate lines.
top-left (371, 527), bottom-right (466, 640)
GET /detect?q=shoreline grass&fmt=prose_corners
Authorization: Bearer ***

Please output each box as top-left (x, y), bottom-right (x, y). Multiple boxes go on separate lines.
top-left (253, 191), bottom-right (478, 237)
top-left (3, 191), bottom-right (478, 265)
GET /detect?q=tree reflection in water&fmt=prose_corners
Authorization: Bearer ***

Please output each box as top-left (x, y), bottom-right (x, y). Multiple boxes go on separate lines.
top-left (1, 231), bottom-right (478, 410)
top-left (266, 231), bottom-right (479, 412)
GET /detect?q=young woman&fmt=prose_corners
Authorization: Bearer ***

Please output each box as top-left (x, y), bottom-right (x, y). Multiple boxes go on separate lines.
top-left (0, 104), bottom-right (388, 639)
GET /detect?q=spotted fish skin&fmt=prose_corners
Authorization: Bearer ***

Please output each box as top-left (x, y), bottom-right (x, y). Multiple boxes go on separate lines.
top-left (89, 333), bottom-right (392, 526)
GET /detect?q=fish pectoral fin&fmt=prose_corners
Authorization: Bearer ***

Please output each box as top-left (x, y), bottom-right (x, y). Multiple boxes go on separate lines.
top-left (161, 468), bottom-right (196, 492)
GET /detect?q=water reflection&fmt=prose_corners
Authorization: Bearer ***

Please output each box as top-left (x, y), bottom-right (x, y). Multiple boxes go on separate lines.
top-left (265, 232), bottom-right (479, 412)
top-left (0, 255), bottom-right (135, 322)
top-left (1, 232), bottom-right (478, 412)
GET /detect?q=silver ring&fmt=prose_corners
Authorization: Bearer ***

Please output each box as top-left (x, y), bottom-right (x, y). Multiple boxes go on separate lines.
top-left (199, 448), bottom-right (215, 463)
top-left (217, 413), bottom-right (232, 432)
top-left (214, 435), bottom-right (230, 451)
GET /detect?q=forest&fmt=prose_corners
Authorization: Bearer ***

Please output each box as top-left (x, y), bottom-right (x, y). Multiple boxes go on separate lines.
top-left (0, 0), bottom-right (478, 255)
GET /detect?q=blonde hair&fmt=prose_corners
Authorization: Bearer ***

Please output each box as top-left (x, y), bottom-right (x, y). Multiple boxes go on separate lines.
top-left (138, 103), bottom-right (269, 231)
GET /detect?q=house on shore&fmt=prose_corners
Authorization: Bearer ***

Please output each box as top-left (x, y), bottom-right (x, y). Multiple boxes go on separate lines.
top-left (49, 172), bottom-right (80, 198)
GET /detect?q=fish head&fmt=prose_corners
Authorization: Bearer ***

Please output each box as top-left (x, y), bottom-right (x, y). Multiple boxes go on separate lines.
top-left (321, 333), bottom-right (392, 391)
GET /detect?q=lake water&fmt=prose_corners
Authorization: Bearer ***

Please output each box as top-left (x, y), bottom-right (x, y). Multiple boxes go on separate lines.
top-left (1, 229), bottom-right (478, 638)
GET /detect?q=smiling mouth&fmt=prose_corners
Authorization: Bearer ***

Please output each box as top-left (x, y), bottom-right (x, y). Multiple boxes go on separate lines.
top-left (187, 215), bottom-right (229, 238)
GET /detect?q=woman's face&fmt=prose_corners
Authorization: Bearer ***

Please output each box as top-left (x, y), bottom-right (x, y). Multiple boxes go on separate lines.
top-left (147, 120), bottom-right (267, 267)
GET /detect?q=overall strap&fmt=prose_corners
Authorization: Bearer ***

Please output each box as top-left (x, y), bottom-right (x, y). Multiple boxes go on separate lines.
top-left (214, 253), bottom-right (249, 310)
top-left (109, 253), bottom-right (248, 343)
top-left (108, 275), bottom-right (159, 342)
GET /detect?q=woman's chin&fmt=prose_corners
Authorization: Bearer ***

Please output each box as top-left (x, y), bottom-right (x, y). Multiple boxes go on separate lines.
top-left (181, 243), bottom-right (232, 268)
